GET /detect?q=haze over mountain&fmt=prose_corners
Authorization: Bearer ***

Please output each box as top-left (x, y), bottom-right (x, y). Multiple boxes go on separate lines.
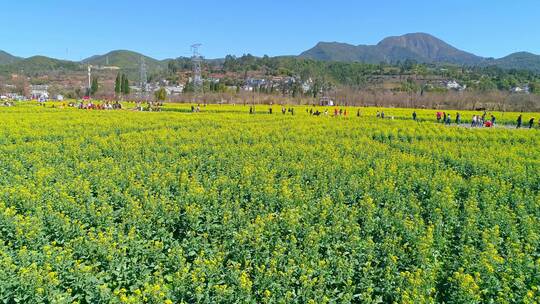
top-left (1, 33), bottom-right (540, 73)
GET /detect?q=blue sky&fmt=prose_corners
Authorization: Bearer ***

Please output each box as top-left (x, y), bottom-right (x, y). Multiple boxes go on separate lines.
top-left (1, 0), bottom-right (538, 60)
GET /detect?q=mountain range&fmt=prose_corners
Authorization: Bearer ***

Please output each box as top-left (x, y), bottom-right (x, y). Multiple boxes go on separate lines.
top-left (1, 33), bottom-right (540, 74)
top-left (0, 50), bottom-right (167, 77)
top-left (299, 33), bottom-right (485, 65)
top-left (300, 33), bottom-right (540, 72)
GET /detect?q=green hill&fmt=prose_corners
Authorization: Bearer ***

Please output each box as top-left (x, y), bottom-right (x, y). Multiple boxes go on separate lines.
top-left (0, 56), bottom-right (80, 75)
top-left (300, 33), bottom-right (484, 65)
top-left (0, 50), bottom-right (22, 65)
top-left (486, 52), bottom-right (540, 73)
top-left (82, 50), bottom-right (167, 77)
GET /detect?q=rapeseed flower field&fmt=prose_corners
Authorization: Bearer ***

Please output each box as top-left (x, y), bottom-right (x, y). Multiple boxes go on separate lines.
top-left (0, 104), bottom-right (538, 303)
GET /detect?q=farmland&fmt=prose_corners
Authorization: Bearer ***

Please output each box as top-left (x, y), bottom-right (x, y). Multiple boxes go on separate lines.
top-left (0, 104), bottom-right (539, 303)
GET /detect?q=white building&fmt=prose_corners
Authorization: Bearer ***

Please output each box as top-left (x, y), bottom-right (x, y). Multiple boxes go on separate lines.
top-left (319, 96), bottom-right (334, 106)
top-left (30, 85), bottom-right (49, 100)
top-left (446, 80), bottom-right (460, 90)
top-left (511, 85), bottom-right (530, 94)
top-left (164, 85), bottom-right (184, 95)
top-left (445, 80), bottom-right (466, 91)
top-left (302, 78), bottom-right (313, 93)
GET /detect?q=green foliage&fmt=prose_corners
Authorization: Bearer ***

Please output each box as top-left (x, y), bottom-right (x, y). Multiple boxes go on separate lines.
top-left (90, 76), bottom-right (99, 95)
top-left (183, 80), bottom-right (194, 93)
top-left (398, 78), bottom-right (421, 93)
top-left (478, 77), bottom-right (497, 92)
top-left (115, 73), bottom-right (121, 95)
top-left (204, 55), bottom-right (540, 93)
top-left (121, 74), bottom-right (130, 95)
top-left (154, 87), bottom-right (167, 101)
top-left (530, 82), bottom-right (539, 94)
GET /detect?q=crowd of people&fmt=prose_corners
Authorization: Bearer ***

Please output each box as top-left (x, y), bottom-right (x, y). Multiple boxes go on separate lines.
top-left (246, 105), bottom-right (539, 129)
top-left (5, 99), bottom-right (540, 129)
top-left (430, 111), bottom-right (537, 129)
top-left (470, 112), bottom-right (495, 127)
top-left (249, 106), bottom-right (296, 115)
top-left (73, 101), bottom-right (123, 110)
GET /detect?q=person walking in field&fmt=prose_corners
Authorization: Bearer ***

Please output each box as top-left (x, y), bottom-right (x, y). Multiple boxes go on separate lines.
top-left (282, 106), bottom-right (286, 115)
top-left (412, 111), bottom-right (417, 121)
top-left (529, 117), bottom-right (535, 129)
top-left (376, 111), bottom-right (380, 118)
top-left (446, 114), bottom-right (451, 125)
top-left (357, 109), bottom-right (361, 117)
top-left (335, 108), bottom-right (339, 117)
top-left (456, 112), bottom-right (461, 124)
top-left (491, 115), bottom-right (496, 126)
top-left (443, 112), bottom-right (447, 123)
top-left (436, 112), bottom-right (441, 122)
top-left (269, 107), bottom-right (272, 114)
top-left (472, 115), bottom-right (477, 127)
top-left (381, 111), bottom-right (385, 119)
top-left (517, 114), bottom-right (522, 128)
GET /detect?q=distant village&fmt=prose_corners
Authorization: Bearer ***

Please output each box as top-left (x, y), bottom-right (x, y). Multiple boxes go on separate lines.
top-left (0, 74), bottom-right (533, 103)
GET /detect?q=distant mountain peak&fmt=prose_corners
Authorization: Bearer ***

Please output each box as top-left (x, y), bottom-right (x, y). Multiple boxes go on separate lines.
top-left (301, 32), bottom-right (483, 65)
top-left (81, 50), bottom-right (166, 76)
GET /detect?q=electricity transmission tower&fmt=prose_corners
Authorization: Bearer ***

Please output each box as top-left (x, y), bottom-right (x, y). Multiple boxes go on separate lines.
top-left (139, 56), bottom-right (148, 99)
top-left (191, 43), bottom-right (203, 96)
top-left (87, 65), bottom-right (92, 98)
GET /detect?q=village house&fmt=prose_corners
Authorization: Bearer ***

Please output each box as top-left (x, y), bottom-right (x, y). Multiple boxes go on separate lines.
top-left (30, 85), bottom-right (49, 100)
top-left (445, 80), bottom-right (466, 91)
top-left (511, 85), bottom-right (530, 94)
top-left (164, 85), bottom-right (184, 95)
top-left (302, 78), bottom-right (313, 93)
